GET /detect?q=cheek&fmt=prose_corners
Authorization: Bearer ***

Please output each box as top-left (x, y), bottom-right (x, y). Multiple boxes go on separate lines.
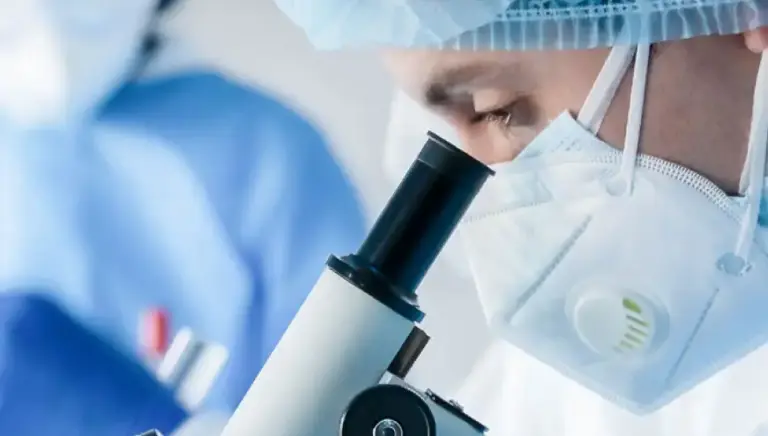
top-left (535, 76), bottom-right (603, 122)
top-left (455, 122), bottom-right (537, 165)
top-left (531, 49), bottom-right (612, 121)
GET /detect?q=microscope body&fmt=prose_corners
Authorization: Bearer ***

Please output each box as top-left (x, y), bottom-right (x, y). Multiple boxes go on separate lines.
top-left (220, 131), bottom-right (493, 436)
top-left (221, 264), bottom-right (486, 436)
top-left (222, 266), bottom-right (412, 435)
top-left (141, 131), bottom-right (493, 436)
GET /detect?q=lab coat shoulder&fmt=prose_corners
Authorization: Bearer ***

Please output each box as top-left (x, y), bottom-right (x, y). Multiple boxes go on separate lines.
top-left (102, 69), bottom-right (366, 253)
top-left (148, 70), bottom-right (368, 259)
top-left (98, 70), bottom-right (366, 408)
top-left (0, 293), bottom-right (188, 435)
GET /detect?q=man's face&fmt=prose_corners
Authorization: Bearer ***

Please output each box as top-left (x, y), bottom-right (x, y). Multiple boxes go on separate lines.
top-left (383, 35), bottom-right (760, 194)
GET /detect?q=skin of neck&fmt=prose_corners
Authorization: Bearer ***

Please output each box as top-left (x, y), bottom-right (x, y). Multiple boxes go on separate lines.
top-left (599, 35), bottom-right (761, 195)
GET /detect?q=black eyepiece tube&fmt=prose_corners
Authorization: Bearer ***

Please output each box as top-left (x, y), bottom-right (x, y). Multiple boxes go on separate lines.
top-left (326, 132), bottom-right (493, 321)
top-left (356, 132), bottom-right (493, 296)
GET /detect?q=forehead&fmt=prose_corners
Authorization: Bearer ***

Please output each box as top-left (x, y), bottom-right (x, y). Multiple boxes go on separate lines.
top-left (382, 49), bottom-right (612, 107)
top-left (382, 50), bottom-right (522, 104)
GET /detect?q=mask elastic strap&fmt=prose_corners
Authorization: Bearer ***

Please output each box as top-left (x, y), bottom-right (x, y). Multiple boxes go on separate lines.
top-left (577, 45), bottom-right (636, 134)
top-left (577, 42), bottom-right (651, 195)
top-left (738, 68), bottom-right (768, 196)
top-left (733, 51), bottom-right (768, 263)
top-left (616, 44), bottom-right (651, 194)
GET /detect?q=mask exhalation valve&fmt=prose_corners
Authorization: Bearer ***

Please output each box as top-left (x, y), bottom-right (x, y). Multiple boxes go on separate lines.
top-left (568, 288), bottom-right (668, 359)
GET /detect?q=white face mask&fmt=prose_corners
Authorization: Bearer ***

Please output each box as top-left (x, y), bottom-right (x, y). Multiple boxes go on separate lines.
top-left (0, 0), bottom-right (158, 128)
top-left (458, 43), bottom-right (768, 414)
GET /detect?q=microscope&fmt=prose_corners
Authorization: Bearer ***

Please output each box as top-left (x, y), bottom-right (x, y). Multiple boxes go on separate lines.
top-left (143, 131), bottom-right (494, 436)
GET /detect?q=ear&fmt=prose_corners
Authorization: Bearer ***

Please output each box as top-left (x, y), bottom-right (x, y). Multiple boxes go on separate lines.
top-left (745, 27), bottom-right (768, 53)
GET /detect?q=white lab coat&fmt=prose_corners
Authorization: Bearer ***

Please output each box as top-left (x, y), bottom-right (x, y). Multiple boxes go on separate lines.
top-left (456, 340), bottom-right (768, 436)
top-left (384, 90), bottom-right (768, 436)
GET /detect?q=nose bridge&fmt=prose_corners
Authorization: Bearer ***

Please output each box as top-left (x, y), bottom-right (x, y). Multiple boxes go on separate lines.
top-left (453, 125), bottom-right (500, 165)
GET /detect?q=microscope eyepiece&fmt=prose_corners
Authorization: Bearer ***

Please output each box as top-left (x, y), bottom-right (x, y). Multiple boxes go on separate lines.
top-left (356, 132), bottom-right (493, 294)
top-left (327, 132), bottom-right (493, 322)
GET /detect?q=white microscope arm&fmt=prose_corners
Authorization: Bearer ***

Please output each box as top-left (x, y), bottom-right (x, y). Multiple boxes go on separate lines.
top-left (140, 131), bottom-right (494, 436)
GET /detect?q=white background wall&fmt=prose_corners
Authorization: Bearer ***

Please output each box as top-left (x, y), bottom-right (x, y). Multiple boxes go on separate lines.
top-left (165, 0), bottom-right (493, 396)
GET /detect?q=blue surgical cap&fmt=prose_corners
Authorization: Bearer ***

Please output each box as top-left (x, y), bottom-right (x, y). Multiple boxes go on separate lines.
top-left (274, 0), bottom-right (767, 51)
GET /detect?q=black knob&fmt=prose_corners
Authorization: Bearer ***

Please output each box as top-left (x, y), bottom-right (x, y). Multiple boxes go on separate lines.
top-left (340, 385), bottom-right (435, 436)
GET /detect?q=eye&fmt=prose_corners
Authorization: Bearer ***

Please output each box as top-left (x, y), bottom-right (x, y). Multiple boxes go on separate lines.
top-left (471, 106), bottom-right (510, 126)
top-left (471, 97), bottom-right (537, 128)
top-left (479, 109), bottom-right (512, 126)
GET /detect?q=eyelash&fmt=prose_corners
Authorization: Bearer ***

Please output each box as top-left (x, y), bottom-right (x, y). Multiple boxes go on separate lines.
top-left (472, 103), bottom-right (517, 128)
top-left (474, 96), bottom-right (538, 133)
top-left (483, 111), bottom-right (512, 127)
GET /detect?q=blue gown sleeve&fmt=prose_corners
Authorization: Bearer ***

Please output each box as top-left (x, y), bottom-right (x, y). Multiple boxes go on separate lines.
top-left (0, 292), bottom-right (188, 435)
top-left (214, 97), bottom-right (367, 410)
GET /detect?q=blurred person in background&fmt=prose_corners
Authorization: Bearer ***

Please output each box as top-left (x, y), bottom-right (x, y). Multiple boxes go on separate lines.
top-left (0, 0), bottom-right (365, 434)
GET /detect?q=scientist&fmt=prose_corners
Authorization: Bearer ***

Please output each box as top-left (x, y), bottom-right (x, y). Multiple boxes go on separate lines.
top-left (274, 1), bottom-right (768, 435)
top-left (0, 0), bottom-right (364, 435)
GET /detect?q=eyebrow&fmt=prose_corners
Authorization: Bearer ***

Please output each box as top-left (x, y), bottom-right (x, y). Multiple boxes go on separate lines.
top-left (422, 61), bottom-right (516, 108)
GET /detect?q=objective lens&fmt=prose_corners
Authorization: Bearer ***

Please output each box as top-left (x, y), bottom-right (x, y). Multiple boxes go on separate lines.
top-left (373, 418), bottom-right (403, 436)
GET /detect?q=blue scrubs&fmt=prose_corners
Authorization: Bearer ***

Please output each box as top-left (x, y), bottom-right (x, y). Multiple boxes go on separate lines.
top-left (0, 71), bottom-right (366, 434)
